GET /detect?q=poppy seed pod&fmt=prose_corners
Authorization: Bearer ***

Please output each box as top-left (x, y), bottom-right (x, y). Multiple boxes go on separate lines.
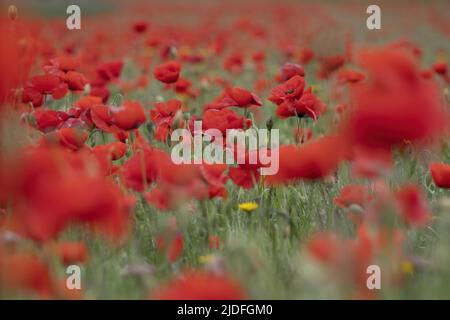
top-left (266, 117), bottom-right (273, 131)
top-left (8, 5), bottom-right (18, 21)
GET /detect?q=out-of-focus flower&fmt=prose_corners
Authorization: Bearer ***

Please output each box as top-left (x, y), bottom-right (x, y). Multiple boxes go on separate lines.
top-left (133, 21), bottom-right (149, 34)
top-left (2, 147), bottom-right (131, 242)
top-left (213, 87), bottom-right (262, 109)
top-left (343, 47), bottom-right (447, 150)
top-left (338, 69), bottom-right (365, 84)
top-left (430, 162), bottom-right (450, 188)
top-left (22, 74), bottom-right (68, 107)
top-left (238, 202), bottom-right (258, 212)
top-left (277, 63), bottom-right (305, 82)
top-left (154, 60), bottom-right (181, 84)
top-left (266, 135), bottom-right (345, 185)
top-left (334, 184), bottom-right (371, 209)
top-left (395, 184), bottom-right (431, 227)
top-left (0, 251), bottom-right (54, 298)
top-left (53, 241), bottom-right (88, 266)
top-left (97, 60), bottom-right (124, 82)
top-left (202, 109), bottom-right (252, 136)
top-left (152, 271), bottom-right (246, 300)
top-left (93, 141), bottom-right (128, 161)
top-left (110, 100), bottom-right (146, 131)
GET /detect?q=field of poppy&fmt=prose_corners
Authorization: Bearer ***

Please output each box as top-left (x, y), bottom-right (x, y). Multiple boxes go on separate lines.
top-left (0, 0), bottom-right (450, 300)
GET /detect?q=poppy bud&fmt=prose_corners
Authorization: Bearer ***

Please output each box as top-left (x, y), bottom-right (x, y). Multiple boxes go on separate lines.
top-left (8, 5), bottom-right (18, 21)
top-left (266, 117), bottom-right (273, 131)
top-left (183, 112), bottom-right (190, 121)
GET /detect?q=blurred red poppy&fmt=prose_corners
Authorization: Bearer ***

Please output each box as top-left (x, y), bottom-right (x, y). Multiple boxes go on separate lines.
top-left (22, 74), bottom-right (68, 107)
top-left (63, 71), bottom-right (87, 91)
top-left (53, 241), bottom-right (88, 266)
top-left (334, 184), bottom-right (371, 209)
top-left (93, 141), bottom-right (127, 161)
top-left (0, 251), bottom-right (54, 298)
top-left (343, 47), bottom-right (447, 150)
top-left (277, 63), bottom-right (305, 82)
top-left (152, 271), bottom-right (246, 300)
top-left (97, 60), bottom-right (124, 82)
top-left (395, 184), bottom-right (430, 227)
top-left (110, 100), bottom-right (146, 131)
top-left (154, 60), bottom-right (181, 84)
top-left (430, 162), bottom-right (450, 188)
top-left (214, 87), bottom-right (262, 109)
top-left (202, 109), bottom-right (252, 136)
top-left (266, 135), bottom-right (345, 185)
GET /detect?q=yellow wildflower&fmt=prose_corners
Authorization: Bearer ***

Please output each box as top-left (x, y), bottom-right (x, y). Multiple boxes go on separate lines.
top-left (199, 254), bottom-right (215, 264)
top-left (239, 202), bottom-right (258, 212)
top-left (401, 260), bottom-right (414, 275)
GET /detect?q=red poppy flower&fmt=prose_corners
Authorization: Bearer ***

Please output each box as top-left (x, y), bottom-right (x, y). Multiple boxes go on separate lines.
top-left (268, 75), bottom-right (305, 105)
top-left (133, 149), bottom-right (227, 209)
top-left (276, 87), bottom-right (326, 120)
top-left (343, 47), bottom-right (447, 150)
top-left (223, 52), bottom-right (244, 73)
top-left (122, 147), bottom-right (163, 191)
top-left (93, 141), bottom-right (127, 161)
top-left (145, 186), bottom-right (172, 210)
top-left (152, 271), bottom-right (246, 300)
top-left (6, 147), bottom-right (131, 242)
top-left (53, 241), bottom-right (88, 266)
top-left (63, 71), bottom-right (87, 91)
top-left (33, 109), bottom-right (64, 132)
top-left (97, 60), bottom-right (124, 82)
top-left (214, 87), bottom-right (262, 109)
top-left (395, 184), bottom-right (431, 227)
top-left (351, 147), bottom-right (393, 179)
top-left (43, 55), bottom-right (80, 75)
top-left (90, 105), bottom-right (122, 133)
top-left (52, 127), bottom-right (88, 151)
top-left (430, 162), bottom-right (450, 189)
top-left (175, 78), bottom-right (198, 97)
top-left (74, 95), bottom-right (103, 110)
top-left (200, 163), bottom-right (228, 198)
top-left (317, 54), bottom-right (345, 79)
top-left (167, 233), bottom-right (184, 262)
top-left (22, 74), bottom-right (68, 107)
top-left (0, 252), bottom-right (54, 298)
top-left (229, 167), bottom-right (260, 189)
top-left (338, 69), bottom-right (365, 84)
top-left (90, 85), bottom-right (110, 103)
top-left (133, 21), bottom-right (149, 34)
top-left (334, 185), bottom-right (371, 209)
top-left (277, 63), bottom-right (305, 82)
top-left (110, 100), bottom-right (146, 131)
top-left (154, 60), bottom-right (181, 84)
top-left (227, 148), bottom-right (268, 189)
top-left (152, 99), bottom-right (183, 122)
top-left (202, 109), bottom-right (252, 136)
top-left (432, 62), bottom-right (447, 76)
top-left (307, 232), bottom-right (341, 264)
top-left (298, 47), bottom-right (314, 64)
top-left (266, 135), bottom-right (345, 185)
top-left (150, 99), bottom-right (184, 140)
